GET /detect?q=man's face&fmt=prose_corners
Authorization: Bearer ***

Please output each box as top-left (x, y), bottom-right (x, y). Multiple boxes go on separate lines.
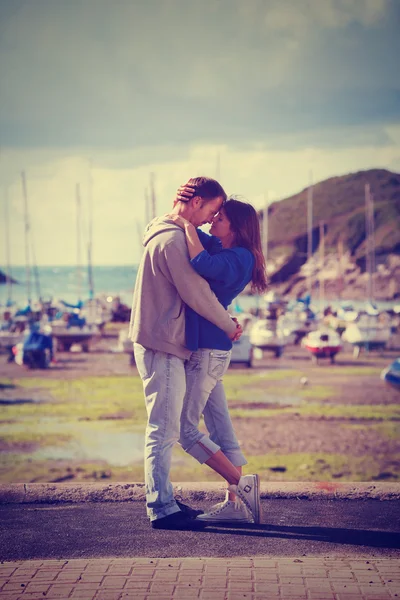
top-left (191, 196), bottom-right (224, 227)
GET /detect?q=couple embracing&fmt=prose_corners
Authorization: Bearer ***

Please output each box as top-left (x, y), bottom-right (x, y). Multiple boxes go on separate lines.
top-left (130, 176), bottom-right (268, 530)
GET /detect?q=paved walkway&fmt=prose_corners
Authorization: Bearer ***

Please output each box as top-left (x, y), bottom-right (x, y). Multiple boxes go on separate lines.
top-left (1, 557), bottom-right (399, 600)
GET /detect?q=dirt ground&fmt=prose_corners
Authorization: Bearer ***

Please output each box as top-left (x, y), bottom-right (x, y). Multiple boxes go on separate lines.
top-left (1, 330), bottom-right (399, 482)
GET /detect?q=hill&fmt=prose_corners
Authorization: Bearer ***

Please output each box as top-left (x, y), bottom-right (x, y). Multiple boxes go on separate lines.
top-left (261, 168), bottom-right (400, 300)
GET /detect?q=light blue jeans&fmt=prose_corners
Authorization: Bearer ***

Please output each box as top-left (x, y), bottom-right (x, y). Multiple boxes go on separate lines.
top-left (179, 348), bottom-right (247, 467)
top-left (134, 342), bottom-right (185, 522)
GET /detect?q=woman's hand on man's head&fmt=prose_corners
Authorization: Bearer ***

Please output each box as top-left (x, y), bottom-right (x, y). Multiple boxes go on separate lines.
top-left (176, 181), bottom-right (196, 203)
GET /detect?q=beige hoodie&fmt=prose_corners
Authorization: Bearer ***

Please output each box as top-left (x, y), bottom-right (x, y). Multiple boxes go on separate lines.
top-left (129, 216), bottom-right (237, 359)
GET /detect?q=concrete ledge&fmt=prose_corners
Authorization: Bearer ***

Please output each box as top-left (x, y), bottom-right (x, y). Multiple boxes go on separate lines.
top-left (0, 481), bottom-right (399, 504)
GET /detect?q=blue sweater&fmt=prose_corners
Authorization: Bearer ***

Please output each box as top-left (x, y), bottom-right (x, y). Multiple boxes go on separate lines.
top-left (185, 230), bottom-right (254, 351)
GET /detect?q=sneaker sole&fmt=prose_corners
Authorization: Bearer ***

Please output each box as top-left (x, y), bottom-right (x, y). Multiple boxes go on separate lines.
top-left (196, 516), bottom-right (252, 523)
top-left (238, 474), bottom-right (261, 524)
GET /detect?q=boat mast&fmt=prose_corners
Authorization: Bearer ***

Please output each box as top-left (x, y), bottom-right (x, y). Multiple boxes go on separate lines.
top-left (21, 171), bottom-right (31, 307)
top-left (76, 183), bottom-right (82, 303)
top-left (30, 222), bottom-right (42, 304)
top-left (365, 183), bottom-right (375, 304)
top-left (319, 220), bottom-right (325, 313)
top-left (149, 173), bottom-right (156, 220)
top-left (262, 193), bottom-right (269, 265)
top-left (87, 166), bottom-right (94, 300)
top-left (336, 236), bottom-right (344, 300)
top-left (216, 151), bottom-right (220, 180)
top-left (144, 187), bottom-right (150, 225)
top-left (307, 171), bottom-right (313, 298)
top-left (4, 187), bottom-right (13, 306)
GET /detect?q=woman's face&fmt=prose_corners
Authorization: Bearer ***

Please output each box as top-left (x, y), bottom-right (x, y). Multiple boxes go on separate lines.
top-left (209, 208), bottom-right (234, 240)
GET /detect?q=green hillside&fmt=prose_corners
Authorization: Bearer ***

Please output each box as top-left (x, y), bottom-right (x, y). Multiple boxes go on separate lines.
top-left (264, 169), bottom-right (400, 282)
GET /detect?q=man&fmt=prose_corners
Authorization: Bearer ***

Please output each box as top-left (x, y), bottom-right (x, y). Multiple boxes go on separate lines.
top-left (130, 176), bottom-right (242, 530)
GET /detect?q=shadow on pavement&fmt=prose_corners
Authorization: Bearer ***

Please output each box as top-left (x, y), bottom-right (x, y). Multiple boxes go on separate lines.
top-left (202, 522), bottom-right (400, 549)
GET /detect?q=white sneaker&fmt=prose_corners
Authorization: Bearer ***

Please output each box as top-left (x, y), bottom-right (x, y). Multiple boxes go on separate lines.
top-left (228, 474), bottom-right (261, 524)
top-left (196, 499), bottom-right (253, 523)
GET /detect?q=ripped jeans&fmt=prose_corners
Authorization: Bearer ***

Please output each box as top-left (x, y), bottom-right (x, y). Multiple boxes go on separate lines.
top-left (179, 348), bottom-right (247, 467)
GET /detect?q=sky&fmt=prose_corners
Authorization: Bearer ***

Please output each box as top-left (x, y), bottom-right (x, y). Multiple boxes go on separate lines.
top-left (0, 0), bottom-right (399, 266)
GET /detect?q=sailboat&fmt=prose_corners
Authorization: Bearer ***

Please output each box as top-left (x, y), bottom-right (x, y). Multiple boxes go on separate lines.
top-left (302, 221), bottom-right (342, 363)
top-left (0, 182), bottom-right (29, 358)
top-left (341, 184), bottom-right (391, 357)
top-left (50, 184), bottom-right (97, 352)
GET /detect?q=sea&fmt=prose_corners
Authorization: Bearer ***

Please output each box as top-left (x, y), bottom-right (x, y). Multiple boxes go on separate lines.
top-left (0, 265), bottom-right (139, 308)
top-left (1, 265), bottom-right (398, 313)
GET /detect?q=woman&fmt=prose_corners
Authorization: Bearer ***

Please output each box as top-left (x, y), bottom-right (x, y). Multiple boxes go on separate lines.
top-left (169, 183), bottom-right (268, 523)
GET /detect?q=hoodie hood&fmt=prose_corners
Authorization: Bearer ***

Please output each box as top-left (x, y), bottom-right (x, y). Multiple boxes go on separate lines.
top-left (143, 216), bottom-right (182, 247)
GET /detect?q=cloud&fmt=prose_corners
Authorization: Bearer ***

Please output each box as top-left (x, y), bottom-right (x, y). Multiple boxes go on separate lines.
top-left (0, 0), bottom-right (398, 150)
top-left (258, 0), bottom-right (389, 34)
top-left (1, 126), bottom-right (399, 266)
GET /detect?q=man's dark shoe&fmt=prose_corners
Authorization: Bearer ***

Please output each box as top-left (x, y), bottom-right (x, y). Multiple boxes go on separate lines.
top-left (151, 511), bottom-right (206, 530)
top-left (175, 498), bottom-right (204, 518)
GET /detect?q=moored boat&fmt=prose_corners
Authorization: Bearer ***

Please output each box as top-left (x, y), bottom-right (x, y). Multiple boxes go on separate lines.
top-left (302, 328), bottom-right (341, 364)
top-left (381, 358), bottom-right (400, 392)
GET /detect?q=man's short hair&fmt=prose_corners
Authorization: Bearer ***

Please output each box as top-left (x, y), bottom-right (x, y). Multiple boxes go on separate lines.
top-left (188, 176), bottom-right (227, 204)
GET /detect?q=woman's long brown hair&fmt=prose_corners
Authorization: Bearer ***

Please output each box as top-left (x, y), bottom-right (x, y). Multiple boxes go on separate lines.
top-left (223, 198), bottom-right (268, 294)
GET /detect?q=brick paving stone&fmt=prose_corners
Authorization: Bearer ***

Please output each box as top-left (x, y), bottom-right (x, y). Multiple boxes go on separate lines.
top-left (0, 568), bottom-right (18, 577)
top-left (70, 589), bottom-right (102, 599)
top-left (173, 588), bottom-right (200, 598)
top-left (124, 579), bottom-right (150, 589)
top-left (47, 583), bottom-right (75, 597)
top-left (78, 574), bottom-right (104, 583)
top-left (328, 571), bottom-right (356, 578)
top-left (2, 556), bottom-right (400, 600)
top-left (253, 582), bottom-right (280, 593)
top-left (357, 576), bottom-right (386, 584)
top-left (54, 572), bottom-right (83, 583)
top-left (94, 592), bottom-right (122, 600)
top-left (199, 593), bottom-right (226, 600)
top-left (2, 576), bottom-right (33, 584)
top-left (23, 581), bottom-right (52, 593)
top-left (227, 580), bottom-right (253, 590)
top-left (306, 580), bottom-right (334, 589)
top-left (100, 576), bottom-right (127, 588)
top-left (130, 568), bottom-right (155, 577)
top-left (149, 582), bottom-right (175, 594)
top-left (153, 570), bottom-right (178, 581)
top-left (228, 571), bottom-right (252, 580)
top-left (177, 574), bottom-right (203, 583)
top-left (252, 559), bottom-right (277, 567)
top-left (2, 583), bottom-right (27, 592)
top-left (202, 577), bottom-right (229, 588)
top-left (280, 585), bottom-right (307, 596)
top-left (252, 572), bottom-right (278, 581)
top-left (205, 567), bottom-right (228, 575)
top-left (63, 562), bottom-right (89, 570)
top-left (32, 571), bottom-right (58, 581)
top-left (83, 568), bottom-right (109, 575)
top-left (331, 582), bottom-right (362, 593)
top-left (279, 576), bottom-right (305, 584)
top-left (105, 567), bottom-right (132, 576)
